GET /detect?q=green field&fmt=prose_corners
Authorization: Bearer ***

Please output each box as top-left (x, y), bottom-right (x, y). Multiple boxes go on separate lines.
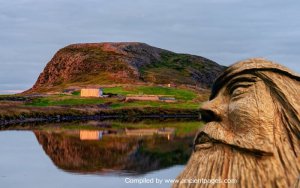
top-left (103, 86), bottom-right (197, 100)
top-left (25, 85), bottom-right (205, 110)
top-left (26, 95), bottom-right (108, 106)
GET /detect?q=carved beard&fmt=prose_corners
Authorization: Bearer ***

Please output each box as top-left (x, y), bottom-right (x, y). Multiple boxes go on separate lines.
top-left (173, 73), bottom-right (300, 188)
top-left (173, 130), bottom-right (300, 188)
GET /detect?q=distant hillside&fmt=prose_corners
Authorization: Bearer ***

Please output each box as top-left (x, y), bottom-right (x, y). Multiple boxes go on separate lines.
top-left (26, 42), bottom-right (225, 93)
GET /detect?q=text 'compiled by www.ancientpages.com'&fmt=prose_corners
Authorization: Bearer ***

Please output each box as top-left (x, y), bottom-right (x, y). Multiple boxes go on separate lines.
top-left (124, 177), bottom-right (238, 185)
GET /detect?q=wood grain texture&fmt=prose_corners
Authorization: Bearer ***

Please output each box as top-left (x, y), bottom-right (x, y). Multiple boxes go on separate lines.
top-left (173, 58), bottom-right (300, 188)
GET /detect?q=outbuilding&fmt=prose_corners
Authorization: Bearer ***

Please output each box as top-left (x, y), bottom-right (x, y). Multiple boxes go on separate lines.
top-left (80, 88), bottom-right (103, 97)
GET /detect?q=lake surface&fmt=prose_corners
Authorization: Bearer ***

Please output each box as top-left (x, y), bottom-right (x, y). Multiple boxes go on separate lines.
top-left (0, 121), bottom-right (198, 188)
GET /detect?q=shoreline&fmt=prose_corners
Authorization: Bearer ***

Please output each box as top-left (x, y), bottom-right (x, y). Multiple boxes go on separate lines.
top-left (0, 107), bottom-right (200, 128)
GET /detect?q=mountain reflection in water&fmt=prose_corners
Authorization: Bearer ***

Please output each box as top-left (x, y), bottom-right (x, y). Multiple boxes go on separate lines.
top-left (34, 128), bottom-right (193, 175)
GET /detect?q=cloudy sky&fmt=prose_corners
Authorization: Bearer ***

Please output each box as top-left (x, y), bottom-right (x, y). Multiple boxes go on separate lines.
top-left (1, 0), bottom-right (299, 93)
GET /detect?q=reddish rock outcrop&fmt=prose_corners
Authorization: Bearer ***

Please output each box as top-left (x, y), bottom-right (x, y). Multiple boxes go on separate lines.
top-left (26, 42), bottom-right (225, 93)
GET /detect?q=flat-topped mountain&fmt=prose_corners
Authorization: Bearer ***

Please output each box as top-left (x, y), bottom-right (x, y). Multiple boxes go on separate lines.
top-left (26, 42), bottom-right (225, 93)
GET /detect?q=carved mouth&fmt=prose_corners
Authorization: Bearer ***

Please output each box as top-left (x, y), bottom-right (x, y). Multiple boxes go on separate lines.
top-left (194, 131), bottom-right (273, 157)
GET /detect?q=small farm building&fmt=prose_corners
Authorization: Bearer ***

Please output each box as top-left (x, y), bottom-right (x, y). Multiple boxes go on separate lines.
top-left (125, 95), bottom-right (160, 102)
top-left (125, 95), bottom-right (176, 102)
top-left (80, 88), bottom-right (103, 97)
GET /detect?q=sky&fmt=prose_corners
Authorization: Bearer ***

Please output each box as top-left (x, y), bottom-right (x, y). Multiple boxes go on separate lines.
top-left (1, 0), bottom-right (300, 93)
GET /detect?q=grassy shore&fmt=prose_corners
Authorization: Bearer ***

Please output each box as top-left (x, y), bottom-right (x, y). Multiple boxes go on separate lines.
top-left (0, 85), bottom-right (207, 126)
top-left (25, 85), bottom-right (208, 109)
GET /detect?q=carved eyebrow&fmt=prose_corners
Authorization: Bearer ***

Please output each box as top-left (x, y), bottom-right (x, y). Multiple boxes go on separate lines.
top-left (226, 76), bottom-right (257, 93)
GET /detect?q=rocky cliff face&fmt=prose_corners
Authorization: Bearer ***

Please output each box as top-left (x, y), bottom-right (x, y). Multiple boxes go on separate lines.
top-left (27, 42), bottom-right (225, 93)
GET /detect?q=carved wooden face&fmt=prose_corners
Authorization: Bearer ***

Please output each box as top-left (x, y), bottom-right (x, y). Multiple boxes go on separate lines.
top-left (195, 74), bottom-right (276, 154)
top-left (174, 61), bottom-right (300, 188)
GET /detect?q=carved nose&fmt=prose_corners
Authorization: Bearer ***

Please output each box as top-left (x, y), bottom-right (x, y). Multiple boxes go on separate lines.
top-left (199, 109), bottom-right (221, 123)
top-left (200, 101), bottom-right (221, 123)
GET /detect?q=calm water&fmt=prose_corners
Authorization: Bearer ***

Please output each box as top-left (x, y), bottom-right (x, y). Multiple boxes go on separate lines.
top-left (0, 122), bottom-right (196, 188)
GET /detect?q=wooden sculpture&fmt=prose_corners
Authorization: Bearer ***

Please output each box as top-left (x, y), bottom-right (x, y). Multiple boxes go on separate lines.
top-left (174, 58), bottom-right (300, 188)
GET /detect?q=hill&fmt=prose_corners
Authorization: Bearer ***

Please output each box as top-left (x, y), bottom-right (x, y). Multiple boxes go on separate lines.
top-left (26, 42), bottom-right (225, 93)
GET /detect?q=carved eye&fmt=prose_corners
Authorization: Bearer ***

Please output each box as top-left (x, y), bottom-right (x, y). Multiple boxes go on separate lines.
top-left (232, 86), bottom-right (246, 96)
top-left (229, 84), bottom-right (252, 98)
